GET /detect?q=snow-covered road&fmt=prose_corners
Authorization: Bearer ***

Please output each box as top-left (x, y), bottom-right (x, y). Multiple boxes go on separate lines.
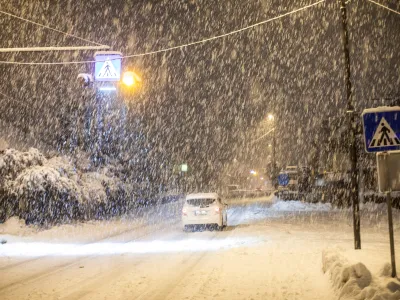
top-left (0, 197), bottom-right (399, 300)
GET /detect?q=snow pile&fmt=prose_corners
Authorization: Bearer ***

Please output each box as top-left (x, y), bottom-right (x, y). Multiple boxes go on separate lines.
top-left (270, 200), bottom-right (332, 212)
top-left (322, 249), bottom-right (400, 300)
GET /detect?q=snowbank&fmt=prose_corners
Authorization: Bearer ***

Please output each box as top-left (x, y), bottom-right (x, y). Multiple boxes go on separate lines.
top-left (270, 200), bottom-right (332, 212)
top-left (322, 249), bottom-right (400, 300)
top-left (227, 194), bottom-right (276, 205)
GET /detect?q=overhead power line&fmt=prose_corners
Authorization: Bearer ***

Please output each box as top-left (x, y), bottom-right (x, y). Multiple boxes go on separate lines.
top-left (123, 0), bottom-right (326, 59)
top-left (0, 9), bottom-right (109, 47)
top-left (366, 0), bottom-right (400, 15)
top-left (0, 0), bottom-right (326, 66)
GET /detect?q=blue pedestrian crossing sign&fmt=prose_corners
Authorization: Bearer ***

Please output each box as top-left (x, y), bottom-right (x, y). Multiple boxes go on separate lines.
top-left (362, 107), bottom-right (400, 153)
top-left (278, 173), bottom-right (290, 186)
top-left (94, 51), bottom-right (122, 82)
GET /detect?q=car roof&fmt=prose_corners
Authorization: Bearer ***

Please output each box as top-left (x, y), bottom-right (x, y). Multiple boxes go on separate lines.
top-left (186, 193), bottom-right (219, 200)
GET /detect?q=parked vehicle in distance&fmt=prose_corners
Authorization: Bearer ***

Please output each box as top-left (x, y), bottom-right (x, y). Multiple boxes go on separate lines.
top-left (182, 193), bottom-right (228, 231)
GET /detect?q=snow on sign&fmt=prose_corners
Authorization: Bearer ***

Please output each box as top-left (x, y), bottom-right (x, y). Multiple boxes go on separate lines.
top-left (362, 106), bottom-right (400, 153)
top-left (94, 51), bottom-right (122, 82)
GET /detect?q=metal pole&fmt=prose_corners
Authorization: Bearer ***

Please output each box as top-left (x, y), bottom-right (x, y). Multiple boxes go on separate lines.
top-left (273, 128), bottom-right (277, 189)
top-left (386, 191), bottom-right (397, 277)
top-left (340, 0), bottom-right (361, 249)
top-left (385, 153), bottom-right (397, 278)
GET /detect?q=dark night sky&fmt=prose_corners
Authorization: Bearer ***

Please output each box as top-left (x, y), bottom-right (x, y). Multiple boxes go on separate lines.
top-left (0, 0), bottom-right (399, 185)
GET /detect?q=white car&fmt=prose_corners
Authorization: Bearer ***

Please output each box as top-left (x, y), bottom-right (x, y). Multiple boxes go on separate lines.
top-left (182, 193), bottom-right (228, 231)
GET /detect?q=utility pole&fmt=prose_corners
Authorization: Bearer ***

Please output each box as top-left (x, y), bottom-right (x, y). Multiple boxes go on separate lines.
top-left (340, 0), bottom-right (361, 249)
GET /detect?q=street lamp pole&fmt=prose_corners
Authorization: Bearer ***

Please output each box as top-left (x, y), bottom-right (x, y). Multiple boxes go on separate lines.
top-left (340, 0), bottom-right (361, 249)
top-left (266, 114), bottom-right (277, 189)
top-left (272, 128), bottom-right (277, 189)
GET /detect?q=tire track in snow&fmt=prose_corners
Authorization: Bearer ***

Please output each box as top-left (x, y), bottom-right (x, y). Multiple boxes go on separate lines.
top-left (161, 199), bottom-right (273, 300)
top-left (61, 231), bottom-right (220, 300)
top-left (127, 232), bottom-right (221, 300)
top-left (52, 230), bottom-right (188, 300)
top-left (132, 204), bottom-right (245, 300)
top-left (0, 219), bottom-right (180, 293)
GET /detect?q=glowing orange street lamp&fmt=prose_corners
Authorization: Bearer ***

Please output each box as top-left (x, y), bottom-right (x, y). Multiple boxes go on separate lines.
top-left (122, 71), bottom-right (142, 87)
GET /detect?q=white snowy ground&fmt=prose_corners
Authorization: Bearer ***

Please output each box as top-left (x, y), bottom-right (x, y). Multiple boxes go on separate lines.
top-left (0, 196), bottom-right (399, 300)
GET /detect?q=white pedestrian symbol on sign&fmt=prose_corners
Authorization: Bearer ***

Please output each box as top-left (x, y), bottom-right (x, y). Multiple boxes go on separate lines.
top-left (97, 60), bottom-right (118, 79)
top-left (369, 117), bottom-right (400, 148)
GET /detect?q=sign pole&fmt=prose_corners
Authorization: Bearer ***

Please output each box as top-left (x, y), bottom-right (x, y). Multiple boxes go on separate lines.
top-left (386, 191), bottom-right (396, 278)
top-left (362, 108), bottom-right (400, 278)
top-left (340, 0), bottom-right (361, 249)
top-left (384, 153), bottom-right (397, 278)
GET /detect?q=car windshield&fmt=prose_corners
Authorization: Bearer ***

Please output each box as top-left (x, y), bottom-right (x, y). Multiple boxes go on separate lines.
top-left (186, 198), bottom-right (215, 206)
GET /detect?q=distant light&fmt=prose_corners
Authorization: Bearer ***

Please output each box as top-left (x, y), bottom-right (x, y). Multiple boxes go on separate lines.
top-left (181, 164), bottom-right (188, 172)
top-left (250, 170), bottom-right (257, 175)
top-left (268, 144), bottom-right (272, 147)
top-left (260, 177), bottom-right (264, 180)
top-left (99, 86), bottom-right (117, 92)
top-left (267, 114), bottom-right (274, 121)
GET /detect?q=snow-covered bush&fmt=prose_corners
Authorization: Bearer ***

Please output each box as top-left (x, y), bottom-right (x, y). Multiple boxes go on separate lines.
top-left (0, 148), bottom-right (133, 225)
top-left (79, 171), bottom-right (131, 219)
top-left (7, 165), bottom-right (81, 224)
top-left (0, 148), bottom-right (45, 181)
top-left (0, 148), bottom-right (46, 222)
